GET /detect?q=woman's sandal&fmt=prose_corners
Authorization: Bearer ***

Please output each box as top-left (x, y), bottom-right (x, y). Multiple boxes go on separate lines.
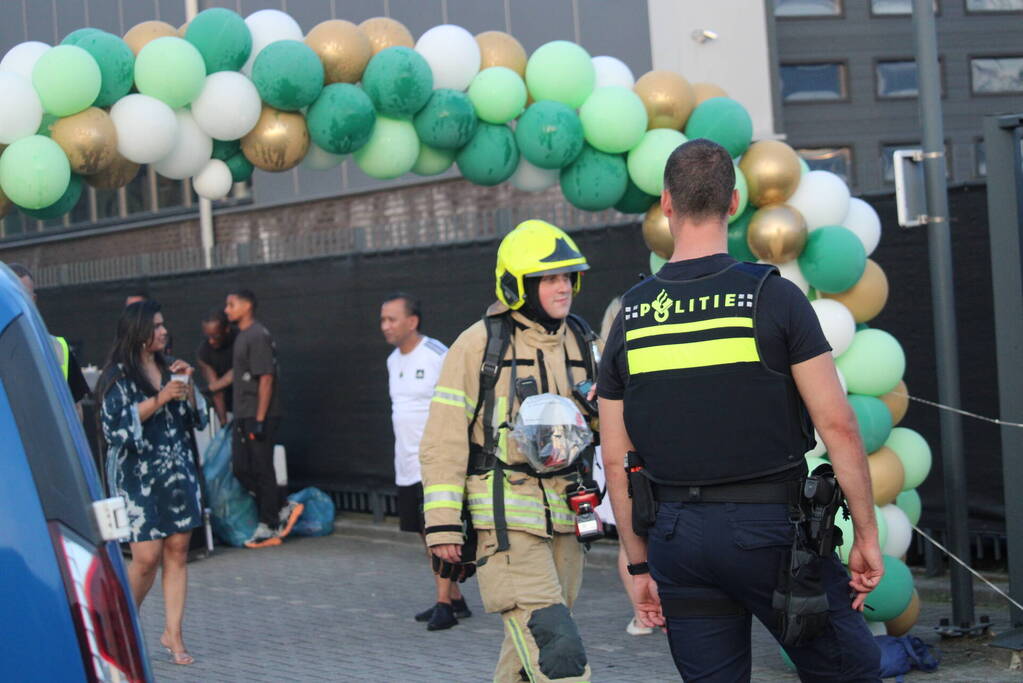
top-left (160, 637), bottom-right (194, 665)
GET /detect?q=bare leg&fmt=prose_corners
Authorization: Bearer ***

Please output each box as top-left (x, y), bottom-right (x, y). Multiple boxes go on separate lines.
top-left (127, 539), bottom-right (163, 609)
top-left (159, 531), bottom-right (192, 659)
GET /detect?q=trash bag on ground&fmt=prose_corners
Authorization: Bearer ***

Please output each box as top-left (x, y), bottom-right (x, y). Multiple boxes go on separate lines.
top-left (202, 424), bottom-right (258, 547)
top-left (287, 487), bottom-right (336, 537)
top-left (876, 634), bottom-right (940, 681)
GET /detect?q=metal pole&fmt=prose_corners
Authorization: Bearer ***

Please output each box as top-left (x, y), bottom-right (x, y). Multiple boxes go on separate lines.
top-left (912, 0), bottom-right (974, 630)
top-left (184, 0), bottom-right (215, 269)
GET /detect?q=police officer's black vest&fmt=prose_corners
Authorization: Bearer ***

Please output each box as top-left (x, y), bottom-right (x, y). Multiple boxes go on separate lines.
top-left (622, 261), bottom-right (814, 485)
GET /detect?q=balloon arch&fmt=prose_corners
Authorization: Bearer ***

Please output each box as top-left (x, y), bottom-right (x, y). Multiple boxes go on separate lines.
top-left (0, 8), bottom-right (930, 637)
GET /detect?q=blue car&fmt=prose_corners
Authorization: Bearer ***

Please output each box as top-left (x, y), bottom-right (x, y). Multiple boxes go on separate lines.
top-left (0, 264), bottom-right (153, 682)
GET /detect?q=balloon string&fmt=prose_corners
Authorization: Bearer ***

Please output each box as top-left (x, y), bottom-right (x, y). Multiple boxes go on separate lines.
top-left (893, 392), bottom-right (1023, 429)
top-left (911, 524), bottom-right (1023, 613)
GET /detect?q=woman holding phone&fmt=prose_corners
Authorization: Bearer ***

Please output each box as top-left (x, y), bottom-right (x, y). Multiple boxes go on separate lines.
top-left (97, 300), bottom-right (207, 666)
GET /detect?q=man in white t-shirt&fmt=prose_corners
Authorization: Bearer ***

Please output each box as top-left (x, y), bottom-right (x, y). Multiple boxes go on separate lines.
top-left (381, 293), bottom-right (471, 631)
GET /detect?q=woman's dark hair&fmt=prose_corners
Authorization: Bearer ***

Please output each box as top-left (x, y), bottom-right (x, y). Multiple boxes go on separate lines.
top-left (96, 300), bottom-right (168, 401)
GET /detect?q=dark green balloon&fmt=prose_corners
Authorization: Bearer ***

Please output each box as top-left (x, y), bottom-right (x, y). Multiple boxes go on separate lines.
top-left (514, 100), bottom-right (584, 170)
top-left (848, 394), bottom-right (893, 453)
top-left (185, 7), bottom-right (252, 73)
top-left (413, 89), bottom-right (478, 150)
top-left (72, 31), bottom-right (135, 107)
top-left (614, 177), bottom-right (658, 214)
top-left (856, 322), bottom-right (871, 332)
top-left (19, 174), bottom-right (84, 220)
top-left (225, 152), bottom-right (253, 183)
top-left (727, 204), bottom-right (758, 262)
top-left (456, 123), bottom-right (518, 186)
top-left (559, 144), bottom-right (628, 211)
top-left (362, 46), bottom-right (433, 119)
top-left (212, 139), bottom-right (241, 161)
top-left (36, 113), bottom-right (59, 137)
top-left (307, 84), bottom-right (377, 155)
top-left (252, 40), bottom-right (324, 111)
top-left (61, 28), bottom-right (102, 46)
top-left (684, 97), bottom-right (753, 159)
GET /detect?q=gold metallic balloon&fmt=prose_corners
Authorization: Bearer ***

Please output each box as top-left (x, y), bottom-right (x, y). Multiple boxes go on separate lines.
top-left (692, 82), bottom-right (729, 105)
top-left (50, 107), bottom-right (118, 175)
top-left (746, 204), bottom-right (807, 264)
top-left (822, 258), bottom-right (889, 322)
top-left (476, 31), bottom-right (527, 78)
top-left (642, 203), bottom-right (674, 260)
top-left (306, 20), bottom-right (373, 84)
top-left (124, 20), bottom-right (179, 56)
top-left (633, 70), bottom-right (696, 131)
top-left (85, 152), bottom-right (140, 189)
top-left (880, 380), bottom-right (909, 427)
top-left (358, 17), bottom-right (414, 55)
top-left (241, 106), bottom-right (310, 172)
top-left (867, 446), bottom-right (905, 506)
top-left (885, 590), bottom-right (920, 637)
top-left (178, 22), bottom-right (189, 38)
top-left (739, 140), bottom-right (802, 207)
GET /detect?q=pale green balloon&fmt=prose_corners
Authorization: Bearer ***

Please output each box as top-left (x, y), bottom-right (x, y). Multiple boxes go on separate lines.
top-left (895, 489), bottom-right (922, 526)
top-left (468, 66), bottom-right (526, 124)
top-left (31, 45), bottom-right (101, 116)
top-left (579, 86), bottom-right (647, 154)
top-left (353, 116), bottom-right (419, 180)
top-left (799, 157), bottom-right (810, 175)
top-left (730, 165), bottom-right (749, 224)
top-left (835, 328), bottom-right (906, 396)
top-left (525, 40), bottom-right (595, 108)
top-left (0, 135), bottom-right (71, 209)
top-left (134, 37), bottom-right (206, 108)
top-left (412, 142), bottom-right (455, 176)
top-left (649, 251), bottom-right (667, 274)
top-left (885, 427), bottom-right (932, 490)
top-left (626, 128), bottom-right (687, 196)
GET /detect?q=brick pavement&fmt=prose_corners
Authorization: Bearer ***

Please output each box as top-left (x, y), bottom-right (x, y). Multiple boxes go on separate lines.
top-left (139, 516), bottom-right (1019, 682)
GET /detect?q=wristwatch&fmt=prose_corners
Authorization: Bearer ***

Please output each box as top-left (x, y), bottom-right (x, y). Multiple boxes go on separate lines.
top-left (627, 562), bottom-right (650, 576)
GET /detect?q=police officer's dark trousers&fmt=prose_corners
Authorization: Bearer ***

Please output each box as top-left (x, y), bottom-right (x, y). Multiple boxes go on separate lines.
top-left (649, 501), bottom-right (881, 682)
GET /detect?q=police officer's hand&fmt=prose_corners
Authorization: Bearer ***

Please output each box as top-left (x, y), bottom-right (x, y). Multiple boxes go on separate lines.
top-left (431, 543), bottom-right (462, 564)
top-left (847, 538), bottom-right (885, 611)
top-left (632, 574), bottom-right (665, 628)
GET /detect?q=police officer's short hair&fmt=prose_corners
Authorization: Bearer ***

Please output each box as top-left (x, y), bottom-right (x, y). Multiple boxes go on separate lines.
top-left (383, 292), bottom-right (422, 331)
top-left (664, 139), bottom-right (736, 222)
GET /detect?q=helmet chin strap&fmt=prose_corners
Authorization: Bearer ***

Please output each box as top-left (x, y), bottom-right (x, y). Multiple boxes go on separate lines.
top-left (520, 277), bottom-right (563, 333)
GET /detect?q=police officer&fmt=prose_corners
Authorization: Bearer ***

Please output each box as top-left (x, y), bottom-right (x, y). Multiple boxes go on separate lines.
top-left (419, 219), bottom-right (599, 683)
top-left (598, 140), bottom-right (884, 681)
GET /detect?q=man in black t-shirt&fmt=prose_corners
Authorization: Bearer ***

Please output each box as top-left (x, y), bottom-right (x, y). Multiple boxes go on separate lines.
top-left (598, 140), bottom-right (883, 681)
top-left (196, 309), bottom-right (236, 426)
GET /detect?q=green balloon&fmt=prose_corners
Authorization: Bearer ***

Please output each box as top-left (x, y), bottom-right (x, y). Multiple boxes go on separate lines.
top-left (32, 45), bottom-right (101, 116)
top-left (856, 322), bottom-right (871, 331)
top-left (885, 428), bottom-right (932, 490)
top-left (412, 143), bottom-right (455, 176)
top-left (731, 165), bottom-right (749, 224)
top-left (863, 556), bottom-right (913, 622)
top-left (212, 139), bottom-right (241, 161)
top-left (727, 205), bottom-right (758, 262)
top-left (835, 504), bottom-right (888, 564)
top-left (225, 151), bottom-right (253, 182)
top-left (799, 157), bottom-right (811, 175)
top-left (848, 394), bottom-right (893, 453)
top-left (559, 144), bottom-right (628, 211)
top-left (413, 89), bottom-right (478, 150)
top-left (684, 97), bottom-right (754, 159)
top-left (895, 489), bottom-right (922, 526)
top-left (525, 40), bottom-right (595, 108)
top-left (62, 28), bottom-right (102, 46)
top-left (19, 174), bottom-right (83, 219)
top-left (353, 116), bottom-right (419, 180)
top-left (307, 83), bottom-right (376, 154)
top-left (252, 40), bottom-right (323, 111)
top-left (362, 46), bottom-right (433, 119)
top-left (456, 122), bottom-right (519, 186)
top-left (615, 177), bottom-right (658, 214)
top-left (0, 136), bottom-right (71, 210)
top-left (579, 86), bottom-right (648, 154)
top-left (627, 128), bottom-right (687, 196)
top-left (134, 37), bottom-right (206, 108)
top-left (798, 225), bottom-right (866, 293)
top-left (835, 329), bottom-right (906, 396)
top-left (649, 251), bottom-right (667, 274)
top-left (807, 287), bottom-right (819, 302)
top-left (514, 101), bottom-right (584, 170)
top-left (468, 66), bottom-right (527, 124)
top-left (185, 7), bottom-right (252, 73)
top-left (73, 31), bottom-right (135, 107)
top-left (36, 113), bottom-right (59, 137)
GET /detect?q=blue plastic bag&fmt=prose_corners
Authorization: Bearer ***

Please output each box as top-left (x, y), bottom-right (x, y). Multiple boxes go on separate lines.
top-left (876, 634), bottom-right (940, 681)
top-left (287, 487), bottom-right (336, 537)
top-left (202, 424), bottom-right (258, 547)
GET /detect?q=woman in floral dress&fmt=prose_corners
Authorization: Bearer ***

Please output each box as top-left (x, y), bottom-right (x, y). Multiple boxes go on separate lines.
top-left (97, 300), bottom-right (207, 666)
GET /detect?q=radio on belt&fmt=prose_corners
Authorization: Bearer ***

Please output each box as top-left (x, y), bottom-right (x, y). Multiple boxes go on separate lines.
top-left (567, 483), bottom-right (604, 543)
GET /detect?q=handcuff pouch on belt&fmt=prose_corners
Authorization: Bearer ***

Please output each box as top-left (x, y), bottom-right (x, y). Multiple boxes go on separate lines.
top-left (624, 451), bottom-right (656, 537)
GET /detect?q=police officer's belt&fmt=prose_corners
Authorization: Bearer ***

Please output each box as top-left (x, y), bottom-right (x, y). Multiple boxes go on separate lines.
top-left (652, 480), bottom-right (800, 504)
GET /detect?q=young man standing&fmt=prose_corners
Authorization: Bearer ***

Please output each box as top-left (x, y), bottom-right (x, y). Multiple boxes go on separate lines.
top-left (196, 309), bottom-right (236, 428)
top-left (225, 289), bottom-right (302, 549)
top-left (381, 293), bottom-right (471, 631)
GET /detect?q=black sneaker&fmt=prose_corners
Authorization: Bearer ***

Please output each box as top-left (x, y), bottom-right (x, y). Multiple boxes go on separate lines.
top-left (452, 597), bottom-right (472, 619)
top-left (414, 604), bottom-right (436, 622)
top-left (427, 602), bottom-right (458, 631)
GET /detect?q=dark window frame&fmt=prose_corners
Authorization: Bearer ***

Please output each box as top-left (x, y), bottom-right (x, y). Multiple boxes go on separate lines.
top-left (963, 0), bottom-right (1023, 15)
top-left (968, 53), bottom-right (1023, 96)
top-left (879, 139), bottom-right (953, 184)
top-left (873, 56), bottom-right (947, 100)
top-left (779, 59), bottom-right (851, 104)
top-left (869, 0), bottom-right (941, 17)
top-left (796, 144), bottom-right (857, 186)
top-left (774, 0), bottom-right (846, 19)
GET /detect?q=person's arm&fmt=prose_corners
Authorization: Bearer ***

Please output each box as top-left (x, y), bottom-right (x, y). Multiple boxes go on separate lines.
top-left (256, 374), bottom-right (274, 422)
top-left (209, 369), bottom-right (233, 392)
top-left (197, 360), bottom-right (228, 424)
top-left (137, 382), bottom-right (183, 421)
top-left (791, 353), bottom-right (884, 609)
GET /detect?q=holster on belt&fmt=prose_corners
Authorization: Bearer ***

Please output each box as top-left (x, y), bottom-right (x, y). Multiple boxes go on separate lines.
top-left (625, 451), bottom-right (656, 537)
top-left (772, 546), bottom-right (830, 647)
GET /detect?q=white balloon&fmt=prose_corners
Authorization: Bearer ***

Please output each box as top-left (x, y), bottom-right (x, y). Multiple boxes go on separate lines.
top-left (770, 259), bottom-right (809, 294)
top-left (786, 170), bottom-right (851, 231)
top-left (191, 72), bottom-right (262, 141)
top-left (0, 72), bottom-right (43, 144)
top-left (153, 110), bottom-right (212, 180)
top-left (805, 429), bottom-right (827, 459)
top-left (841, 197), bottom-right (881, 256)
top-left (880, 504), bottom-right (913, 558)
top-left (303, 142), bottom-right (344, 171)
top-left (510, 156), bottom-right (559, 192)
top-left (0, 41), bottom-right (51, 80)
top-left (592, 56), bottom-right (634, 89)
top-left (193, 159), bottom-right (233, 200)
top-left (867, 619), bottom-right (888, 636)
top-left (415, 24), bottom-right (480, 91)
top-left (242, 9), bottom-right (303, 76)
top-left (110, 94), bottom-right (178, 164)
top-left (810, 298), bottom-right (856, 357)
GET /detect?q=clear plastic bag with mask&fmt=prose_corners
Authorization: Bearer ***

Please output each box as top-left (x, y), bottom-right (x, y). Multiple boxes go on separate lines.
top-left (510, 394), bottom-right (593, 473)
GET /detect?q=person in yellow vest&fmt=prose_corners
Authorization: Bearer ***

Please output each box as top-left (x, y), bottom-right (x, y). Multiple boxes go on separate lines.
top-left (420, 220), bottom-right (601, 683)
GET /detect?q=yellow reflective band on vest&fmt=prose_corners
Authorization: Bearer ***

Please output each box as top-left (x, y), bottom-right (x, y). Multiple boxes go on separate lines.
top-left (625, 316), bottom-right (753, 342)
top-left (626, 336), bottom-right (760, 375)
top-left (423, 484), bottom-right (464, 511)
top-left (52, 336), bottom-right (69, 380)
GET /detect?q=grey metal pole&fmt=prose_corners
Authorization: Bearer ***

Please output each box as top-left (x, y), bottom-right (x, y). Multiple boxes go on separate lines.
top-left (912, 0), bottom-right (974, 629)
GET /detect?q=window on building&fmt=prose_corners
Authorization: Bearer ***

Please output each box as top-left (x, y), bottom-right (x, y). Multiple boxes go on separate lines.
top-left (965, 0), bottom-right (1023, 12)
top-left (781, 63), bottom-right (847, 101)
top-left (798, 147), bottom-right (853, 184)
top-left (775, 0), bottom-right (843, 16)
top-left (881, 142), bottom-right (951, 183)
top-left (871, 0), bottom-right (938, 15)
top-left (875, 59), bottom-right (943, 97)
top-left (974, 139), bottom-right (987, 177)
top-left (971, 57), bottom-right (1023, 94)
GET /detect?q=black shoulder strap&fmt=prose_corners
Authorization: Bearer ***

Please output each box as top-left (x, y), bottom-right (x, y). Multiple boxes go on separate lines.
top-left (565, 313), bottom-right (599, 381)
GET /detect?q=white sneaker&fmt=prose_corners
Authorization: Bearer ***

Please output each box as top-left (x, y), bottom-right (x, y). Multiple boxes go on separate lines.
top-left (626, 617), bottom-right (654, 636)
top-left (244, 523), bottom-right (281, 548)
